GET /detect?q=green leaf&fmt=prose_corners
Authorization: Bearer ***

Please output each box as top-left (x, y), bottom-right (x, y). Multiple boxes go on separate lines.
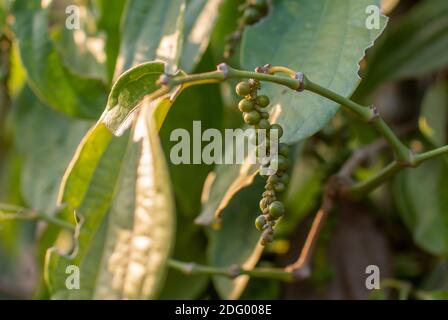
top-left (357, 0), bottom-right (448, 97)
top-left (11, 0), bottom-right (107, 119)
top-left (54, 5), bottom-right (107, 83)
top-left (115, 0), bottom-right (186, 76)
top-left (45, 104), bottom-right (176, 299)
top-left (94, 0), bottom-right (127, 83)
top-left (241, 0), bottom-right (387, 143)
top-left (196, 158), bottom-right (258, 225)
top-left (419, 80), bottom-right (448, 147)
top-left (180, 0), bottom-right (223, 72)
top-left (12, 86), bottom-right (91, 215)
top-left (101, 61), bottom-right (168, 135)
top-left (208, 177), bottom-right (265, 299)
top-left (394, 158), bottom-right (448, 256)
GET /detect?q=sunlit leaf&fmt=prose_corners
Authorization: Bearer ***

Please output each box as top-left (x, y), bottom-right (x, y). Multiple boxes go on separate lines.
top-left (419, 80), bottom-right (448, 147)
top-left (101, 61), bottom-right (168, 135)
top-left (180, 0), bottom-right (223, 72)
top-left (394, 158), bottom-right (448, 256)
top-left (357, 0), bottom-right (448, 97)
top-left (241, 0), bottom-right (387, 143)
top-left (115, 0), bottom-right (186, 76)
top-left (45, 102), bottom-right (176, 299)
top-left (11, 0), bottom-right (107, 118)
top-left (12, 86), bottom-right (91, 215)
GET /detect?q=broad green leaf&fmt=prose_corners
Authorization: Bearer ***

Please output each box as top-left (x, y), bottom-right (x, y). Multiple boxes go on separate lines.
top-left (196, 158), bottom-right (258, 225)
top-left (208, 177), bottom-right (265, 299)
top-left (12, 86), bottom-right (91, 215)
top-left (45, 104), bottom-right (176, 299)
top-left (419, 80), bottom-right (448, 147)
top-left (11, 0), bottom-right (107, 119)
top-left (115, 0), bottom-right (185, 76)
top-left (421, 260), bottom-right (448, 292)
top-left (94, 0), bottom-right (127, 83)
top-left (54, 4), bottom-right (107, 83)
top-left (200, 0), bottom-right (387, 224)
top-left (241, 0), bottom-right (387, 144)
top-left (394, 158), bottom-right (448, 256)
top-left (357, 0), bottom-right (448, 97)
top-left (101, 61), bottom-right (168, 135)
top-left (180, 0), bottom-right (223, 72)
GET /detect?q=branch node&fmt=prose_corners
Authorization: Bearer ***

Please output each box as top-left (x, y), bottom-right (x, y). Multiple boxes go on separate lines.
top-left (291, 266), bottom-right (311, 281)
top-left (255, 64), bottom-right (272, 74)
top-left (229, 265), bottom-right (242, 278)
top-left (216, 63), bottom-right (229, 79)
top-left (185, 262), bottom-right (196, 275)
top-left (156, 74), bottom-right (170, 86)
top-left (398, 149), bottom-right (416, 167)
top-left (368, 105), bottom-right (380, 122)
top-left (294, 72), bottom-right (305, 92)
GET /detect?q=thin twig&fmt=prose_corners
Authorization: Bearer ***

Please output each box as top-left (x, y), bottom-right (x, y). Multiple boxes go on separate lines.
top-left (168, 259), bottom-right (294, 282)
top-left (0, 203), bottom-right (75, 230)
top-left (285, 188), bottom-right (335, 279)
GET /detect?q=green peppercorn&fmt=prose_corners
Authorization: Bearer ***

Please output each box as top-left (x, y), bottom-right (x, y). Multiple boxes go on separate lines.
top-left (243, 111), bottom-right (261, 125)
top-left (277, 155), bottom-right (289, 170)
top-left (255, 215), bottom-right (267, 231)
top-left (261, 111), bottom-right (269, 119)
top-left (269, 155), bottom-right (289, 171)
top-left (262, 190), bottom-right (275, 198)
top-left (273, 182), bottom-right (286, 193)
top-left (259, 198), bottom-right (268, 211)
top-left (269, 124), bottom-right (284, 138)
top-left (268, 201), bottom-right (285, 219)
top-left (236, 81), bottom-right (251, 96)
top-left (278, 143), bottom-right (289, 157)
top-left (256, 95), bottom-right (270, 108)
top-left (251, 0), bottom-right (268, 11)
top-left (257, 118), bottom-right (270, 130)
top-left (243, 7), bottom-right (261, 24)
top-left (238, 99), bottom-right (254, 112)
top-left (267, 174), bottom-right (280, 184)
top-left (280, 173), bottom-right (289, 184)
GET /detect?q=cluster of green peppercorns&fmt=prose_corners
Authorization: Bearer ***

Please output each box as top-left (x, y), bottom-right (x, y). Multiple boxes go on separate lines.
top-left (224, 0), bottom-right (270, 58)
top-left (235, 79), bottom-right (290, 246)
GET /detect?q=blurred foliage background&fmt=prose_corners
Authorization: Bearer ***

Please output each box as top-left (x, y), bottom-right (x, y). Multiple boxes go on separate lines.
top-left (0, 0), bottom-right (447, 300)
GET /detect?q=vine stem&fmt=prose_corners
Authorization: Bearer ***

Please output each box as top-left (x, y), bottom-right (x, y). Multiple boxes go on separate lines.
top-left (157, 64), bottom-right (411, 162)
top-left (167, 259), bottom-right (294, 281)
top-left (154, 63), bottom-right (448, 198)
top-left (347, 145), bottom-right (448, 199)
top-left (0, 203), bottom-right (75, 230)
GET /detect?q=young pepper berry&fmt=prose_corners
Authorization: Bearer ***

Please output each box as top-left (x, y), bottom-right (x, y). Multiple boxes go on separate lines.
top-left (268, 201), bottom-right (285, 219)
top-left (243, 110), bottom-right (261, 125)
top-left (255, 215), bottom-right (267, 231)
top-left (256, 95), bottom-right (270, 108)
top-left (238, 99), bottom-right (254, 112)
top-left (236, 81), bottom-right (252, 96)
top-left (269, 124), bottom-right (284, 138)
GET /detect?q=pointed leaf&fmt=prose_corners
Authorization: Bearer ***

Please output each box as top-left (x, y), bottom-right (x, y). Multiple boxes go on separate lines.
top-left (115, 0), bottom-right (185, 76)
top-left (45, 103), bottom-right (176, 299)
top-left (241, 0), bottom-right (387, 143)
top-left (11, 0), bottom-right (107, 118)
top-left (357, 0), bottom-right (448, 97)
